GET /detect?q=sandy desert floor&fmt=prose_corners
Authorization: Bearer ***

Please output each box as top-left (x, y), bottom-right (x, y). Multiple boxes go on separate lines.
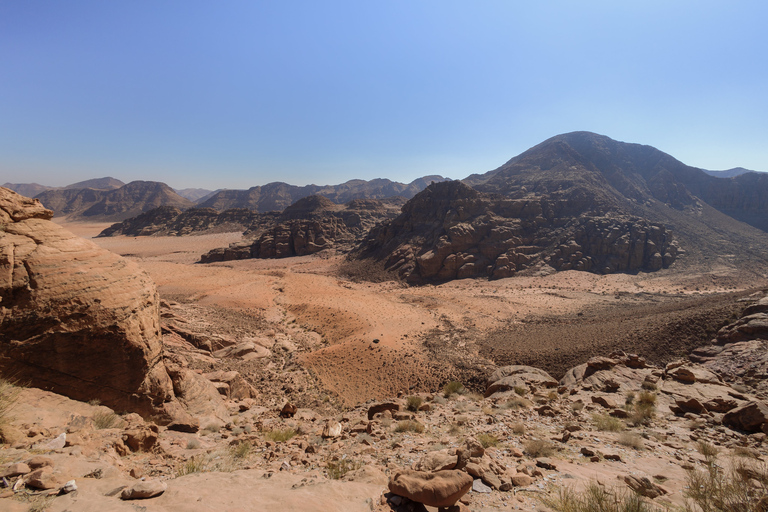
top-left (58, 219), bottom-right (768, 405)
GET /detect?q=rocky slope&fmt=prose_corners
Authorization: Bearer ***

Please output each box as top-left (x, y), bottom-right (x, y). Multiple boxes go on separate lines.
top-left (35, 181), bottom-right (194, 222)
top-left (2, 315), bottom-right (768, 510)
top-left (198, 176), bottom-right (447, 212)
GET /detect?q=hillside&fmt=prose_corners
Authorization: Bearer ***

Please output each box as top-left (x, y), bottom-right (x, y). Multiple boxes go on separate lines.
top-left (198, 176), bottom-right (447, 212)
top-left (36, 180), bottom-right (195, 221)
top-left (352, 132), bottom-right (768, 283)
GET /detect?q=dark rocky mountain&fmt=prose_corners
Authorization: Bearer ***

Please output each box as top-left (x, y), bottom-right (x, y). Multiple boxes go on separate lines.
top-left (198, 176), bottom-right (448, 212)
top-left (200, 196), bottom-right (404, 262)
top-left (352, 132), bottom-right (768, 283)
top-left (64, 176), bottom-right (125, 190)
top-left (36, 181), bottom-right (195, 221)
top-left (97, 206), bottom-right (265, 237)
top-left (2, 182), bottom-right (53, 197)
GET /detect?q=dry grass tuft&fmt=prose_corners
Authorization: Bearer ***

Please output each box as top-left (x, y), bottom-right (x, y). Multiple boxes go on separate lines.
top-left (263, 427), bottom-right (297, 442)
top-left (524, 439), bottom-right (555, 458)
top-left (477, 433), bottom-right (499, 448)
top-left (543, 481), bottom-right (665, 511)
top-left (592, 413), bottom-right (625, 432)
top-left (394, 420), bottom-right (425, 434)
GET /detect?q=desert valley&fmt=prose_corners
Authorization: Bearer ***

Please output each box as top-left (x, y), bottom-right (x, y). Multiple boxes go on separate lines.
top-left (2, 132), bottom-right (768, 512)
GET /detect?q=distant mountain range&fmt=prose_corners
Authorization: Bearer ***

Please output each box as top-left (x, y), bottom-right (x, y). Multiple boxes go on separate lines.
top-left (11, 175), bottom-right (449, 221)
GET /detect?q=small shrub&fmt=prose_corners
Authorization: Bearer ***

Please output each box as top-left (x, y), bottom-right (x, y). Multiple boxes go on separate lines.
top-left (443, 381), bottom-right (465, 398)
top-left (394, 420), bottom-right (424, 434)
top-left (186, 438), bottom-right (201, 450)
top-left (406, 396), bottom-right (423, 412)
top-left (696, 440), bottom-right (719, 464)
top-left (93, 410), bottom-right (123, 429)
top-left (570, 401), bottom-right (585, 412)
top-left (625, 391), bottom-right (636, 407)
top-left (327, 457), bottom-right (362, 480)
top-left (502, 397), bottom-right (531, 410)
top-left (448, 423), bottom-right (462, 435)
top-left (263, 427), bottom-right (297, 442)
top-left (0, 378), bottom-right (21, 442)
top-left (641, 380), bottom-right (657, 391)
top-left (684, 459), bottom-right (768, 512)
top-left (481, 405), bottom-right (495, 416)
top-left (592, 413), bottom-right (625, 432)
top-left (477, 433), bottom-right (499, 448)
top-left (202, 423), bottom-right (221, 434)
top-left (512, 422), bottom-right (526, 435)
top-left (543, 481), bottom-right (665, 512)
top-left (513, 385), bottom-right (527, 396)
top-left (547, 390), bottom-right (558, 402)
top-left (617, 432), bottom-right (644, 450)
top-left (230, 440), bottom-right (253, 459)
top-left (524, 439), bottom-right (555, 458)
top-left (628, 403), bottom-right (655, 427)
top-left (637, 391), bottom-right (657, 407)
top-left (176, 454), bottom-right (216, 476)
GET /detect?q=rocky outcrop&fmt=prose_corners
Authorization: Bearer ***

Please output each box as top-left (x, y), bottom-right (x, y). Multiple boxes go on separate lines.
top-left (388, 469), bottom-right (473, 508)
top-left (352, 181), bottom-right (678, 283)
top-left (689, 293), bottom-right (768, 394)
top-left (200, 196), bottom-right (403, 262)
top-left (98, 207), bottom-right (263, 237)
top-left (0, 188), bottom-right (231, 425)
top-left (0, 187), bottom-right (176, 416)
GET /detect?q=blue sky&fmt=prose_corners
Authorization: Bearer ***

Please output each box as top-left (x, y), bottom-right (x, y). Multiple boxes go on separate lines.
top-left (1, 1), bottom-right (766, 189)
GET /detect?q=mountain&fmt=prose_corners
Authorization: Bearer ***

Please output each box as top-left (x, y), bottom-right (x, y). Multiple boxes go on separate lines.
top-left (64, 177), bottom-right (125, 190)
top-left (2, 182), bottom-right (53, 197)
top-left (198, 176), bottom-right (448, 212)
top-left (702, 167), bottom-right (758, 178)
top-left (35, 180), bottom-right (195, 221)
top-left (352, 132), bottom-right (768, 283)
top-left (174, 187), bottom-right (217, 202)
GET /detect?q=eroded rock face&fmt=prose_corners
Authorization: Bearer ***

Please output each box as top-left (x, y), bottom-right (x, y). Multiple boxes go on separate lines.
top-left (0, 187), bottom-right (174, 416)
top-left (352, 181), bottom-right (678, 283)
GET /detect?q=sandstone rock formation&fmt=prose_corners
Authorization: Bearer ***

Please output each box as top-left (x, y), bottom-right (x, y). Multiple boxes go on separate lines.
top-left (0, 188), bottom-right (231, 426)
top-left (0, 187), bottom-right (175, 416)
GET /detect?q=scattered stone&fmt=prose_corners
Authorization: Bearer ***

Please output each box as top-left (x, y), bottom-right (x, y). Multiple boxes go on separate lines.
top-left (368, 402), bottom-right (400, 420)
top-left (623, 476), bottom-right (668, 499)
top-left (471, 479), bottom-right (492, 493)
top-left (60, 479), bottom-right (77, 494)
top-left (280, 403), bottom-right (297, 418)
top-left (120, 479), bottom-right (168, 500)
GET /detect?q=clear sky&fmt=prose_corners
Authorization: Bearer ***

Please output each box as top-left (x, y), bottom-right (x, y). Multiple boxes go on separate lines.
top-left (1, 1), bottom-right (766, 190)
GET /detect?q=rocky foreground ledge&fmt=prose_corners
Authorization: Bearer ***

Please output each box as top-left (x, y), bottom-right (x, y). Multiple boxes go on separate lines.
top-left (2, 342), bottom-right (767, 511)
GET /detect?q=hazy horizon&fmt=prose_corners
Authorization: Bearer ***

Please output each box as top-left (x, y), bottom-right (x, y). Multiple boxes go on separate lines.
top-left (2, 2), bottom-right (767, 190)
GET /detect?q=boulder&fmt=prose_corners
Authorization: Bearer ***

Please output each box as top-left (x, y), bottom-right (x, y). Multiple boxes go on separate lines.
top-left (722, 401), bottom-right (768, 433)
top-left (120, 479), bottom-right (168, 500)
top-left (0, 187), bottom-right (174, 417)
top-left (203, 371), bottom-right (258, 400)
top-left (388, 469), bottom-right (473, 508)
top-left (367, 402), bottom-right (400, 420)
top-left (413, 450), bottom-right (458, 472)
